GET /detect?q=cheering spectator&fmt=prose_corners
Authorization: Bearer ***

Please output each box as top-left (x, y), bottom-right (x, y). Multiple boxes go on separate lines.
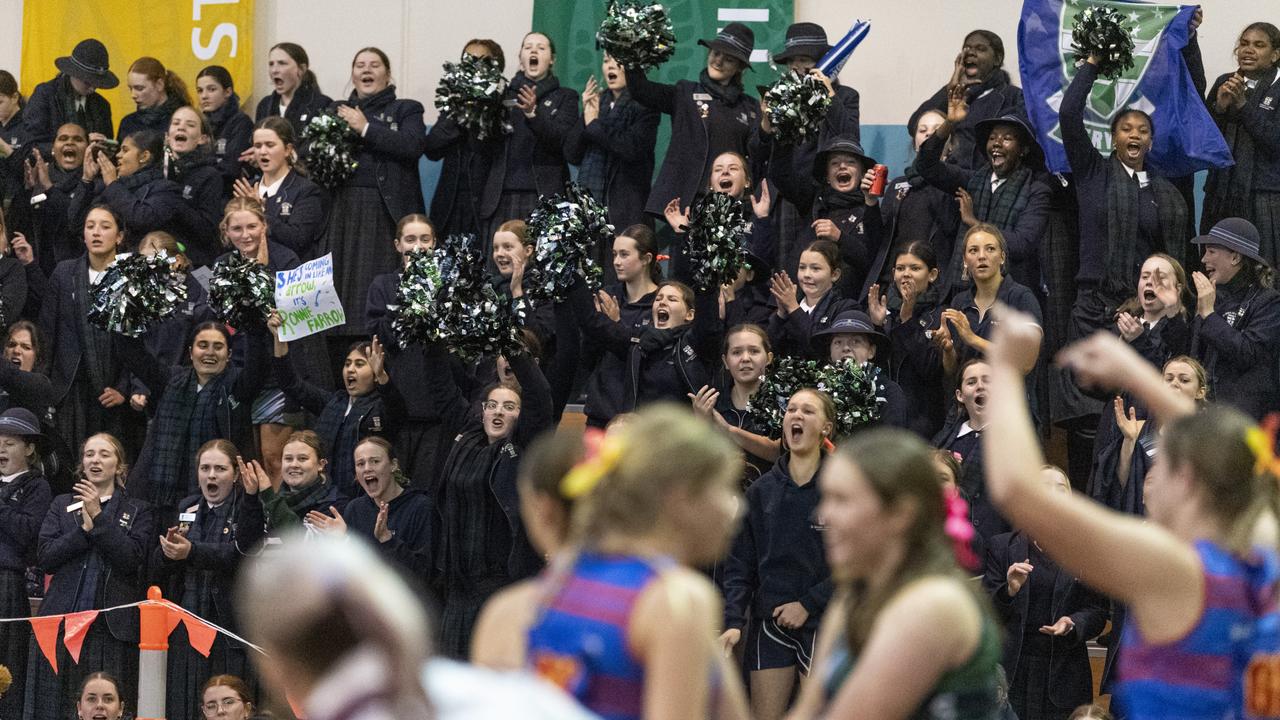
top-left (70, 129), bottom-right (183, 245)
top-left (232, 116), bottom-right (328, 260)
top-left (252, 43), bottom-right (332, 139)
top-left (195, 65), bottom-right (254, 195)
top-left (163, 106), bottom-right (224, 266)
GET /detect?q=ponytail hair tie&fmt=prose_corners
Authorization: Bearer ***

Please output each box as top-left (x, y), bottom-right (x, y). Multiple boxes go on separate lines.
top-left (1245, 413), bottom-right (1280, 478)
top-left (656, 254), bottom-right (670, 262)
top-left (560, 429), bottom-right (625, 500)
top-left (943, 485), bottom-right (978, 571)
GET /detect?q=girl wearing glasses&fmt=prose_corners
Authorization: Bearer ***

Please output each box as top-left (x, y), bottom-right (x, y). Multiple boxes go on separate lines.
top-left (423, 338), bottom-right (554, 659)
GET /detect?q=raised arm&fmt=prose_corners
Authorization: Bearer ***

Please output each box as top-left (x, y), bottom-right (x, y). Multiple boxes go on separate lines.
top-left (984, 307), bottom-right (1199, 610)
top-left (1059, 61), bottom-right (1106, 178)
top-left (509, 351), bottom-right (553, 447)
top-left (624, 68), bottom-right (677, 115)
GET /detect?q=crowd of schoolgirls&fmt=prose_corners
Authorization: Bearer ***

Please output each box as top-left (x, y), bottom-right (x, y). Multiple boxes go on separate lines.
top-left (0, 9), bottom-right (1277, 720)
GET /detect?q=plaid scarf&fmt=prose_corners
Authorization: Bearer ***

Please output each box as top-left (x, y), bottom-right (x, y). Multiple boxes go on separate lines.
top-left (146, 371), bottom-right (229, 509)
top-left (1103, 157), bottom-right (1187, 299)
top-left (313, 392), bottom-right (382, 497)
top-left (945, 164), bottom-right (1034, 288)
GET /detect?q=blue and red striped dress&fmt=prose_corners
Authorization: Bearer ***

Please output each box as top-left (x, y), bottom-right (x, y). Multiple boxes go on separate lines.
top-left (1117, 539), bottom-right (1280, 720)
top-left (526, 553), bottom-right (669, 720)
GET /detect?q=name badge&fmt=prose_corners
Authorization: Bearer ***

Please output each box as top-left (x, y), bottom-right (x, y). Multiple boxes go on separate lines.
top-left (178, 512), bottom-right (198, 523)
top-left (216, 138), bottom-right (227, 154)
top-left (692, 92), bottom-right (712, 101)
top-left (66, 500), bottom-right (84, 513)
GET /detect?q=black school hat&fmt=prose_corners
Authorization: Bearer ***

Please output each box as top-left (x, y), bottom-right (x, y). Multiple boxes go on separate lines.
top-left (55, 39), bottom-right (119, 90)
top-left (773, 23), bottom-right (831, 64)
top-left (698, 22), bottom-right (755, 67)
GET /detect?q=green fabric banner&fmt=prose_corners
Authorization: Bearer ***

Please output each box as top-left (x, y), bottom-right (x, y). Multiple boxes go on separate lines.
top-left (532, 0), bottom-right (795, 170)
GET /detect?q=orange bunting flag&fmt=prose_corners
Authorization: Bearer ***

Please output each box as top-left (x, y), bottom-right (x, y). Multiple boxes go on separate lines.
top-left (180, 612), bottom-right (218, 657)
top-left (62, 610), bottom-right (99, 664)
top-left (29, 616), bottom-right (61, 673)
top-left (163, 605), bottom-right (183, 638)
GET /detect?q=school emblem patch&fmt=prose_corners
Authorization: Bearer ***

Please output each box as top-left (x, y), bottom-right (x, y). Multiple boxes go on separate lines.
top-left (1044, 0), bottom-right (1179, 156)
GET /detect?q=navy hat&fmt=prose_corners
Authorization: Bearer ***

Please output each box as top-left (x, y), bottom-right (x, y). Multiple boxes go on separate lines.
top-left (974, 114), bottom-right (1044, 170)
top-left (1191, 218), bottom-right (1268, 268)
top-left (811, 310), bottom-right (889, 357)
top-left (0, 408), bottom-right (43, 440)
top-left (698, 22), bottom-right (755, 67)
top-left (813, 135), bottom-right (877, 182)
top-left (55, 39), bottom-right (119, 90)
top-left (773, 23), bottom-right (832, 64)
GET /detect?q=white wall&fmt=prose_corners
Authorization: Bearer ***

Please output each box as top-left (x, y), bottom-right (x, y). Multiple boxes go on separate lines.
top-left (0, 0), bottom-right (1260, 125)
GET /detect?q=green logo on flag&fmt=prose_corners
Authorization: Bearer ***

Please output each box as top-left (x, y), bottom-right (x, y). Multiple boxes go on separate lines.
top-left (1048, 0), bottom-right (1180, 155)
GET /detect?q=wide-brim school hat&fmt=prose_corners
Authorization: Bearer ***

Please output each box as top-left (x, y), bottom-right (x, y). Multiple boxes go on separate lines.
top-left (698, 22), bottom-right (755, 67)
top-left (773, 22), bottom-right (832, 64)
top-left (812, 135), bottom-right (877, 182)
top-left (811, 310), bottom-right (890, 356)
top-left (0, 408), bottom-right (44, 441)
top-left (1191, 218), bottom-right (1269, 268)
top-left (55, 39), bottom-right (119, 90)
top-left (975, 114), bottom-right (1045, 171)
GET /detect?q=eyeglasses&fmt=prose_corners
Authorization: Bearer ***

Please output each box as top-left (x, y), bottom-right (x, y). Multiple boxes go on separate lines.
top-left (202, 697), bottom-right (243, 714)
top-left (482, 401), bottom-right (520, 412)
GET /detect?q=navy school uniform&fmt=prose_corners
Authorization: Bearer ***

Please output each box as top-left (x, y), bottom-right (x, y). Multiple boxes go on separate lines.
top-left (722, 453), bottom-right (832, 670)
top-left (424, 114), bottom-right (487, 239)
top-left (366, 271), bottom-right (450, 485)
top-left (627, 69), bottom-right (760, 218)
top-left (150, 489), bottom-right (264, 720)
top-left (119, 326), bottom-right (268, 514)
top-left (0, 107), bottom-right (29, 209)
top-left (205, 94), bottom-right (254, 195)
top-left (724, 281), bottom-right (775, 330)
top-left (0, 255), bottom-right (28, 323)
top-left (39, 257), bottom-right (132, 451)
top-left (1088, 419), bottom-right (1158, 518)
top-left (767, 289), bottom-right (859, 361)
top-left (566, 88), bottom-right (660, 234)
top-left (577, 283), bottom-right (654, 429)
top-left (164, 148), bottom-right (225, 267)
top-left (272, 352), bottom-right (407, 501)
top-left (320, 87), bottom-right (427, 329)
top-left (0, 469), bottom-right (52, 720)
top-left (342, 489), bottom-right (434, 582)
top-left (564, 277), bottom-right (722, 413)
top-left (912, 70), bottom-right (1025, 173)
top-left (425, 344), bottom-right (553, 657)
top-left (1061, 62), bottom-right (1187, 326)
top-left (478, 74), bottom-right (580, 240)
top-left (1191, 274), bottom-right (1280, 419)
top-left (871, 172), bottom-right (960, 292)
top-left (934, 416), bottom-right (1005, 562)
top-left (253, 83), bottom-right (333, 147)
top-left (116, 95), bottom-right (183, 141)
top-left (884, 288), bottom-right (948, 439)
top-left (22, 74), bottom-right (114, 143)
top-left (982, 531), bottom-right (1108, 719)
top-left (1203, 68), bottom-right (1280, 264)
top-left (0, 362), bottom-right (57, 429)
top-left (769, 139), bottom-right (884, 300)
top-left (26, 491), bottom-right (153, 720)
top-left (128, 274), bottom-right (214, 406)
top-left (915, 131), bottom-right (1051, 298)
top-left (9, 163), bottom-right (86, 276)
top-left (713, 390), bottom-right (774, 487)
top-left (949, 277), bottom-right (1043, 424)
top-left (68, 164), bottom-right (185, 250)
top-left (259, 169), bottom-right (328, 260)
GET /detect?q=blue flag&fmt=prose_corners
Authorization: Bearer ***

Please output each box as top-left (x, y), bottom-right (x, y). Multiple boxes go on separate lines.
top-left (1018, 0), bottom-right (1232, 177)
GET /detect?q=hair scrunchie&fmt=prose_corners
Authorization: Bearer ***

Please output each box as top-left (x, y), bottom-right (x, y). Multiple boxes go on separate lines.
top-left (943, 485), bottom-right (979, 571)
top-left (560, 428), bottom-right (626, 500)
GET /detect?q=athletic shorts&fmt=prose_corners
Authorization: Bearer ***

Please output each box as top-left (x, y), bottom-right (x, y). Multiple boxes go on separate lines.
top-left (744, 617), bottom-right (817, 674)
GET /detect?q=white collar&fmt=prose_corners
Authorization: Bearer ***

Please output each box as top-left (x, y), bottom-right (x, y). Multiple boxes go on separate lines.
top-left (1120, 164), bottom-right (1149, 184)
top-left (0, 471), bottom-right (23, 483)
top-left (957, 420), bottom-right (986, 438)
top-left (261, 172), bottom-right (288, 198)
top-left (800, 298), bottom-right (816, 314)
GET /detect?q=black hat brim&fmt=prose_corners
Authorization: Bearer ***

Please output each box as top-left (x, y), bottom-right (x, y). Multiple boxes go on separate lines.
top-left (772, 44), bottom-right (832, 64)
top-left (55, 57), bottom-right (119, 90)
top-left (698, 39), bottom-right (753, 68)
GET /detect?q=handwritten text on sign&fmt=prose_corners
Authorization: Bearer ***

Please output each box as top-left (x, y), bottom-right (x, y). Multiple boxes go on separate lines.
top-left (274, 254), bottom-right (345, 341)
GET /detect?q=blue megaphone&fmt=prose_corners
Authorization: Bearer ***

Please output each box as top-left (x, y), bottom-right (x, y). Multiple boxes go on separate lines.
top-left (818, 20), bottom-right (870, 77)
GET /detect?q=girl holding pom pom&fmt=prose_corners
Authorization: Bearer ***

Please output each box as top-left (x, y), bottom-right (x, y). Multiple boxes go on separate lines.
top-left (627, 23), bottom-right (761, 222)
